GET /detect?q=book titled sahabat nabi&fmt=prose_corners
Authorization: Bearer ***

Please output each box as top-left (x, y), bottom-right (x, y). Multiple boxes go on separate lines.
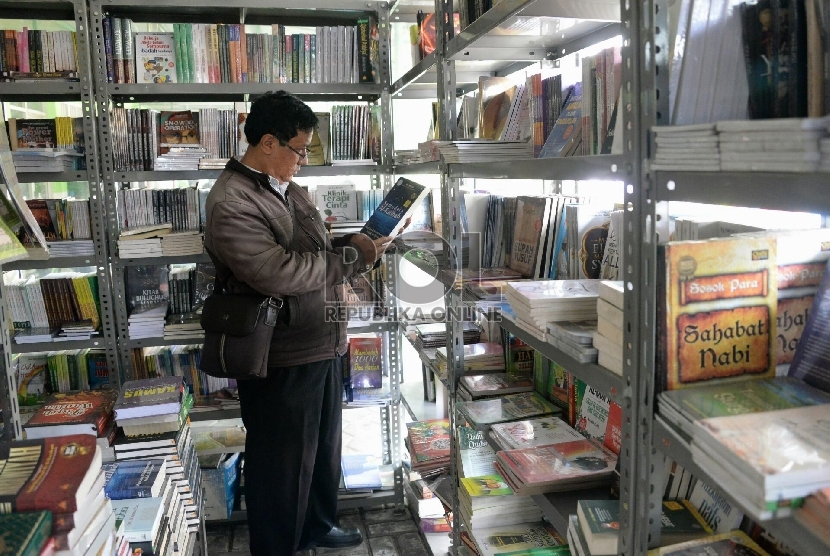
top-left (661, 236), bottom-right (778, 391)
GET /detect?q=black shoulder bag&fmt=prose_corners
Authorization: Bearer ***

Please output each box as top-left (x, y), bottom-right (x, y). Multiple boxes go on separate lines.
top-left (199, 276), bottom-right (283, 380)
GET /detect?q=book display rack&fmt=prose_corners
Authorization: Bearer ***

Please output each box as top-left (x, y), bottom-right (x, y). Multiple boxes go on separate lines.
top-left (0, 0), bottom-right (118, 441)
top-left (390, 0), bottom-right (830, 555)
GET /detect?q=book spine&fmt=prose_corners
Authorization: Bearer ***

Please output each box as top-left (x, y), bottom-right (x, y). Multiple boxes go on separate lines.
top-left (292, 34), bottom-right (299, 83)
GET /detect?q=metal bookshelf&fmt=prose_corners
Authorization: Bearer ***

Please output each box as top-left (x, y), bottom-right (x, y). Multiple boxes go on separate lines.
top-left (0, 0), bottom-right (120, 440)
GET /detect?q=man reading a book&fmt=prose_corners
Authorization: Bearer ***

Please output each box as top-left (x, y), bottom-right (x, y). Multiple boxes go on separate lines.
top-left (204, 91), bottom-right (390, 556)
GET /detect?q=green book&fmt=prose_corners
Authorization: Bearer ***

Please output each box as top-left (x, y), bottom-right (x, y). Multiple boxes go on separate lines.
top-left (0, 511), bottom-right (52, 556)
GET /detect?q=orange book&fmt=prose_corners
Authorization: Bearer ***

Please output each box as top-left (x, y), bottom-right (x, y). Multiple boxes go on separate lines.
top-left (659, 236), bottom-right (778, 391)
top-left (239, 24), bottom-right (247, 83)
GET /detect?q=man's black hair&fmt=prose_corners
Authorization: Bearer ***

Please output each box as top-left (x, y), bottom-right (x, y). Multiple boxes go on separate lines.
top-left (244, 91), bottom-right (319, 147)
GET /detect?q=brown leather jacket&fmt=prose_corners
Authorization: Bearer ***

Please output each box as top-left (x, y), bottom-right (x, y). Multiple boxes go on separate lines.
top-left (203, 158), bottom-right (368, 367)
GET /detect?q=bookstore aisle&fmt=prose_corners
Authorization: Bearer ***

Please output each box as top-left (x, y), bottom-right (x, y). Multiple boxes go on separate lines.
top-left (205, 405), bottom-right (435, 556)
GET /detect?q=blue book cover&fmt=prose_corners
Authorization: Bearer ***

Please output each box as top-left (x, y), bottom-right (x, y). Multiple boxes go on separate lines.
top-left (104, 459), bottom-right (166, 499)
top-left (360, 177), bottom-right (429, 240)
top-left (341, 454), bottom-right (382, 490)
top-left (539, 83), bottom-right (582, 158)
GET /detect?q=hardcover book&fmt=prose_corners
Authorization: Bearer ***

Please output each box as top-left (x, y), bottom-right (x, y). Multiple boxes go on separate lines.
top-left (360, 177), bottom-right (430, 240)
top-left (134, 33), bottom-right (177, 84)
top-left (660, 237), bottom-right (778, 391)
top-left (23, 389), bottom-right (118, 439)
top-left (348, 336), bottom-right (382, 389)
top-left (114, 376), bottom-right (184, 420)
top-left (0, 435), bottom-right (101, 514)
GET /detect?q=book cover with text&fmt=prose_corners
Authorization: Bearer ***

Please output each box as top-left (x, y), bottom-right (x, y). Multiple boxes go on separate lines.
top-left (661, 237), bottom-right (778, 391)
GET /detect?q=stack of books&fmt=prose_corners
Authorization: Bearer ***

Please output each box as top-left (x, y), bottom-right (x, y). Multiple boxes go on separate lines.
top-left (0, 435), bottom-right (117, 556)
top-left (198, 158), bottom-right (230, 170)
top-left (405, 419), bottom-right (451, 478)
top-left (113, 376), bottom-right (202, 533)
top-left (434, 342), bottom-right (504, 378)
top-left (495, 438), bottom-right (617, 495)
top-left (592, 292), bottom-right (625, 374)
top-left (435, 140), bottom-right (532, 163)
top-left (650, 123), bottom-right (719, 171)
top-left (504, 280), bottom-right (600, 342)
top-left (154, 146), bottom-right (208, 171)
top-left (13, 328), bottom-right (58, 343)
top-left (456, 426), bottom-right (497, 478)
top-left (414, 322), bottom-right (480, 351)
top-left (128, 305), bottom-right (166, 339)
top-left (163, 313), bottom-right (203, 340)
top-left (568, 499), bottom-right (714, 556)
top-left (47, 239), bottom-right (95, 256)
top-left (404, 475), bottom-right (449, 533)
top-left (106, 458), bottom-right (190, 556)
top-left (489, 415), bottom-right (585, 451)
top-left (546, 320), bottom-right (599, 363)
top-left (657, 377), bottom-right (830, 437)
top-left (118, 237), bottom-right (164, 258)
top-left (690, 403), bottom-right (830, 518)
top-left (22, 389), bottom-right (119, 461)
top-left (57, 319), bottom-right (100, 341)
top-left (12, 150), bottom-right (80, 172)
top-left (457, 392), bottom-right (560, 430)
top-left (593, 281), bottom-right (624, 374)
top-left (717, 119), bottom-right (826, 173)
top-left (458, 373), bottom-right (534, 401)
top-left (458, 474), bottom-right (542, 532)
top-left (160, 231), bottom-right (204, 256)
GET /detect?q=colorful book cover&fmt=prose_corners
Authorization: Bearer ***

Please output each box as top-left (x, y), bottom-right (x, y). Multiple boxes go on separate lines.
top-left (459, 474), bottom-right (513, 498)
top-left (316, 184), bottom-right (359, 222)
top-left (115, 376), bottom-right (184, 414)
top-left (360, 177), bottom-right (430, 240)
top-left (573, 204), bottom-right (612, 279)
top-left (539, 83), bottom-right (582, 158)
top-left (545, 362), bottom-right (570, 410)
top-left (104, 459), bottom-right (166, 500)
top-left (497, 439), bottom-right (616, 488)
top-left (490, 416), bottom-right (584, 450)
top-left (24, 200), bottom-right (57, 241)
top-left (16, 354), bottom-right (48, 406)
top-left (602, 401), bottom-right (622, 455)
top-left (475, 521), bottom-right (567, 556)
top-left (478, 76), bottom-right (517, 140)
top-left (0, 435), bottom-right (99, 514)
top-left (661, 237), bottom-right (778, 391)
top-left (405, 419), bottom-right (450, 464)
top-left (24, 389), bottom-right (118, 435)
top-left (158, 111), bottom-right (199, 152)
top-left (135, 33), bottom-right (177, 84)
top-left (504, 332), bottom-right (535, 378)
top-left (349, 336), bottom-right (382, 389)
top-left (10, 119), bottom-right (58, 149)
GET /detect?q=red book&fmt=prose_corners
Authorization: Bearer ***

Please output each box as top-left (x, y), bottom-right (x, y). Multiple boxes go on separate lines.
top-left (0, 435), bottom-right (102, 514)
top-left (405, 419), bottom-right (450, 465)
top-left (23, 389), bottom-right (118, 440)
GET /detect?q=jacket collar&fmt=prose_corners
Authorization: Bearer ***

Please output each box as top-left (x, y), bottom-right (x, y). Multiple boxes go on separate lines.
top-left (226, 157), bottom-right (272, 190)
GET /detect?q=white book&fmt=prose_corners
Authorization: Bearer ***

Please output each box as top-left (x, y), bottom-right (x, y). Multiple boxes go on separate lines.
top-left (596, 299), bottom-right (624, 329)
top-left (598, 280), bottom-right (624, 309)
top-left (134, 33), bottom-right (177, 84)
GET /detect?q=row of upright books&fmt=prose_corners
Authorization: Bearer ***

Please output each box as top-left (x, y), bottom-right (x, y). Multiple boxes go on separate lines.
top-left (0, 28), bottom-right (79, 79)
top-left (104, 18), bottom-right (380, 85)
top-left (6, 117), bottom-right (86, 172)
top-left (15, 349), bottom-right (111, 404)
top-left (129, 345), bottom-right (232, 397)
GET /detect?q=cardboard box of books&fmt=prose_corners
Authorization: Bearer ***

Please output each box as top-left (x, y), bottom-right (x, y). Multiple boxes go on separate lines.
top-left (201, 452), bottom-right (240, 521)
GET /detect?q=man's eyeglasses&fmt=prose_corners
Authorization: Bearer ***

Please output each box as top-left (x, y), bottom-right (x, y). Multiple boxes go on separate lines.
top-left (278, 139), bottom-right (309, 160)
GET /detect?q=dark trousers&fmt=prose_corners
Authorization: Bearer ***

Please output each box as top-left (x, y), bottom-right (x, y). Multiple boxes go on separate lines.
top-left (238, 358), bottom-right (342, 556)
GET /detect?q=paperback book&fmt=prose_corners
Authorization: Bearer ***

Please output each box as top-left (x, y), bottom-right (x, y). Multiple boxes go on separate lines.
top-left (457, 392), bottom-right (560, 429)
top-left (360, 177), bottom-right (430, 240)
